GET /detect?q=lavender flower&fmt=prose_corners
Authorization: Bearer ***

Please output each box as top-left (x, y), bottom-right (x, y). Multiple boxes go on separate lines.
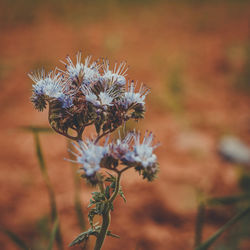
top-left (81, 85), bottom-right (100, 106)
top-left (122, 81), bottom-right (149, 109)
top-left (82, 84), bottom-right (120, 108)
top-left (29, 70), bottom-right (73, 110)
top-left (125, 132), bottom-right (158, 168)
top-left (110, 132), bottom-right (134, 160)
top-left (71, 140), bottom-right (109, 176)
top-left (62, 52), bottom-right (100, 85)
top-left (29, 52), bottom-right (160, 249)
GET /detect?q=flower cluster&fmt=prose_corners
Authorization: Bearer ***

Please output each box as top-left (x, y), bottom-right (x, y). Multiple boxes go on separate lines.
top-left (29, 52), bottom-right (159, 248)
top-left (29, 52), bottom-right (149, 140)
top-left (71, 131), bottom-right (159, 182)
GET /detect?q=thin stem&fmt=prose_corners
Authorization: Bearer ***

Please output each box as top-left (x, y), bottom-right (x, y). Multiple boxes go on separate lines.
top-left (109, 172), bottom-right (122, 203)
top-left (94, 209), bottom-right (111, 250)
top-left (97, 174), bottom-right (105, 194)
top-left (195, 206), bottom-right (250, 250)
top-left (94, 128), bottom-right (117, 144)
top-left (33, 132), bottom-right (64, 250)
top-left (51, 125), bottom-right (78, 141)
top-left (194, 202), bottom-right (205, 248)
top-left (94, 172), bottom-right (122, 250)
top-left (119, 165), bottom-right (133, 174)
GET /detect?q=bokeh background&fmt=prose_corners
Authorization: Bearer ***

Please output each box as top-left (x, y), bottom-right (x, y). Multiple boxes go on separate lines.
top-left (0, 0), bottom-right (250, 249)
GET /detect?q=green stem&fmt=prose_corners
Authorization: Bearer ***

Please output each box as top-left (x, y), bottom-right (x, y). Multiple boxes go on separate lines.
top-left (94, 209), bottom-right (111, 250)
top-left (33, 132), bottom-right (64, 250)
top-left (94, 172), bottom-right (122, 250)
top-left (195, 206), bottom-right (250, 250)
top-left (194, 202), bottom-right (205, 247)
top-left (68, 140), bottom-right (86, 230)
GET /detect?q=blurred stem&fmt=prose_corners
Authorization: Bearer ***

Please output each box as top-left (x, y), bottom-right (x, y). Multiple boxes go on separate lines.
top-left (0, 226), bottom-right (29, 250)
top-left (33, 132), bottom-right (63, 250)
top-left (194, 202), bottom-right (205, 248)
top-left (195, 206), bottom-right (250, 250)
top-left (94, 172), bottom-right (122, 250)
top-left (68, 140), bottom-right (86, 230)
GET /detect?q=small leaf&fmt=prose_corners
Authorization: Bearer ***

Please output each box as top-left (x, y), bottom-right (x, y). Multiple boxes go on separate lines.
top-left (105, 186), bottom-right (110, 199)
top-left (69, 228), bottom-right (99, 247)
top-left (110, 181), bottom-right (116, 189)
top-left (119, 187), bottom-right (126, 203)
top-left (69, 231), bottom-right (90, 247)
top-left (107, 231), bottom-right (120, 238)
top-left (88, 209), bottom-right (98, 228)
top-left (110, 202), bottom-right (114, 211)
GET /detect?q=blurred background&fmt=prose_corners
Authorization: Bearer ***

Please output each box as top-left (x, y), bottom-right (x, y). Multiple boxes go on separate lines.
top-left (0, 0), bottom-right (250, 249)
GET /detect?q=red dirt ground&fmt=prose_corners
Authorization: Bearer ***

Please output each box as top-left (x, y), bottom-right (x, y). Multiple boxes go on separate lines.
top-left (0, 1), bottom-right (250, 250)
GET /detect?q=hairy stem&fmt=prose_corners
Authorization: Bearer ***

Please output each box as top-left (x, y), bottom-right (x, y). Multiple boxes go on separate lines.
top-left (94, 172), bottom-right (122, 250)
top-left (94, 209), bottom-right (111, 250)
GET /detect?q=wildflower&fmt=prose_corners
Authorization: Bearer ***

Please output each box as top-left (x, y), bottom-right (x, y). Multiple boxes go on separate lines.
top-left (81, 85), bottom-right (100, 106)
top-left (82, 84), bottom-right (120, 108)
top-left (62, 52), bottom-right (100, 85)
top-left (122, 81), bottom-right (149, 109)
top-left (58, 94), bottom-right (73, 109)
top-left (110, 132), bottom-right (134, 160)
top-left (71, 140), bottom-right (109, 176)
top-left (82, 56), bottom-right (101, 85)
top-left (125, 132), bottom-right (158, 168)
top-left (98, 85), bottom-right (119, 106)
top-left (101, 60), bottom-right (127, 86)
top-left (29, 70), bottom-right (72, 110)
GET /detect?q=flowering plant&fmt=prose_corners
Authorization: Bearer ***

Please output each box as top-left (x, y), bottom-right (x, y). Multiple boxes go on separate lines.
top-left (29, 52), bottom-right (159, 249)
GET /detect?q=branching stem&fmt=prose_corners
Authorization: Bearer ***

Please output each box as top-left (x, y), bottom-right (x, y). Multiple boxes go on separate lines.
top-left (94, 172), bottom-right (122, 250)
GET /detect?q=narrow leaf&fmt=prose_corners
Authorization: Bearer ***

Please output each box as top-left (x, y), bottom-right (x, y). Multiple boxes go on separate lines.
top-left (107, 231), bottom-right (120, 238)
top-left (33, 132), bottom-right (63, 249)
top-left (69, 228), bottom-right (98, 247)
top-left (195, 206), bottom-right (250, 250)
top-left (68, 140), bottom-right (86, 230)
top-left (48, 219), bottom-right (59, 250)
top-left (194, 202), bottom-right (205, 247)
top-left (0, 227), bottom-right (28, 250)
top-left (119, 187), bottom-right (126, 203)
top-left (207, 193), bottom-right (250, 206)
top-left (20, 125), bottom-right (52, 133)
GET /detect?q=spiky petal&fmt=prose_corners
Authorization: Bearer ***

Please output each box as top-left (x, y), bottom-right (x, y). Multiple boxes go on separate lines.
top-left (71, 140), bottom-right (109, 176)
top-left (121, 81), bottom-right (149, 109)
top-left (125, 132), bottom-right (158, 168)
top-left (101, 60), bottom-right (127, 86)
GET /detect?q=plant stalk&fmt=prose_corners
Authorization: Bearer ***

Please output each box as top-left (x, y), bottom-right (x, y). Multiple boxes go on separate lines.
top-left (94, 172), bottom-right (122, 250)
top-left (194, 202), bottom-right (205, 247)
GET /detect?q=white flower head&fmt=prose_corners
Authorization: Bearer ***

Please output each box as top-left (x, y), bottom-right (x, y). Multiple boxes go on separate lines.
top-left (122, 81), bottom-right (150, 109)
top-left (82, 84), bottom-right (120, 107)
top-left (125, 131), bottom-right (158, 168)
top-left (99, 84), bottom-right (120, 106)
top-left (110, 131), bottom-right (134, 159)
top-left (63, 52), bottom-right (84, 81)
top-left (82, 56), bottom-right (101, 85)
top-left (81, 85), bottom-right (100, 106)
top-left (61, 52), bottom-right (101, 85)
top-left (101, 60), bottom-right (127, 86)
top-left (28, 70), bottom-right (73, 109)
top-left (70, 139), bottom-right (109, 176)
